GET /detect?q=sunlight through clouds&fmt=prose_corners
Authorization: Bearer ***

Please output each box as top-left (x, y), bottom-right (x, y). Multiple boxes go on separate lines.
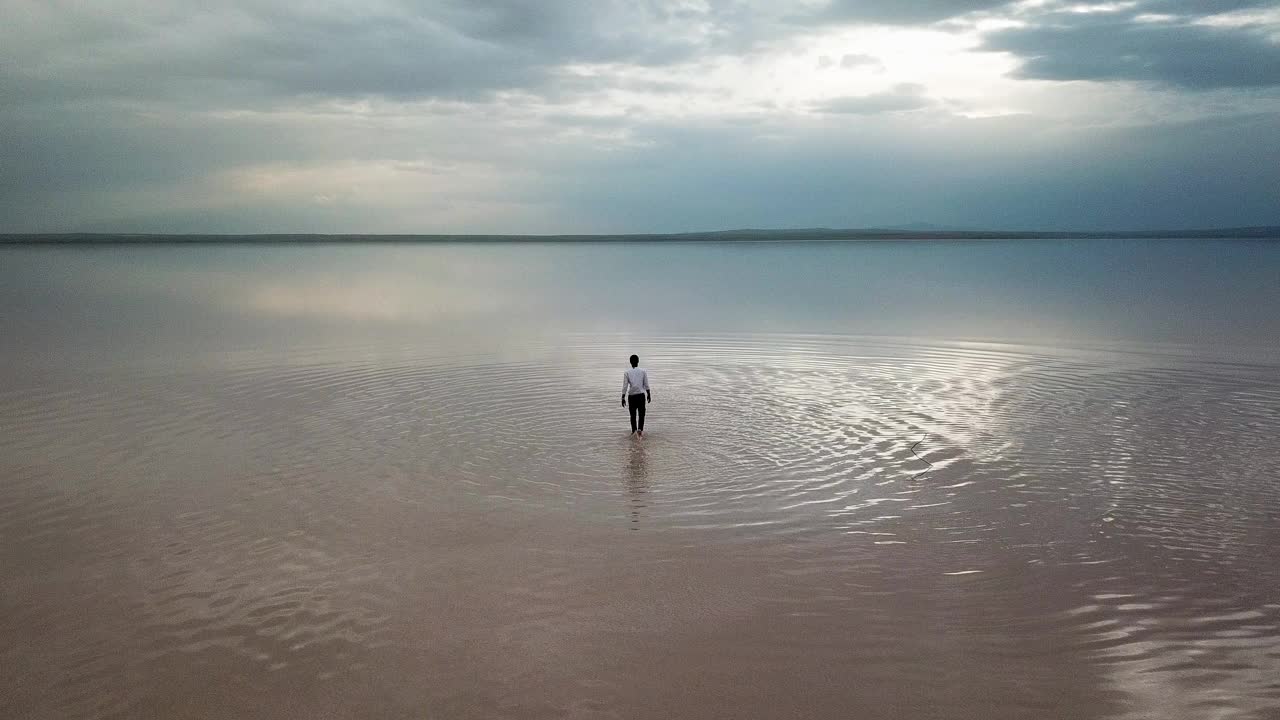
top-left (2, 0), bottom-right (1278, 232)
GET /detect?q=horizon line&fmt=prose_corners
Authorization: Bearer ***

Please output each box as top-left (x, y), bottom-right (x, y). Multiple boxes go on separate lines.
top-left (3, 225), bottom-right (1279, 242)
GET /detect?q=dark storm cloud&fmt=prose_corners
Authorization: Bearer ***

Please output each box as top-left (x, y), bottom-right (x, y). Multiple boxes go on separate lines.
top-left (985, 1), bottom-right (1280, 89)
top-left (1, 0), bottom-right (718, 105)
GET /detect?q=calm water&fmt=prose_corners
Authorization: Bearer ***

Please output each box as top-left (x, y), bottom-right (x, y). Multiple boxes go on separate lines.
top-left (2, 240), bottom-right (1279, 719)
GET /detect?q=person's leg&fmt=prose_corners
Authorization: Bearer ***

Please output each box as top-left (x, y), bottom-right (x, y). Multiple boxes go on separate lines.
top-left (637, 395), bottom-right (646, 433)
top-left (628, 396), bottom-right (638, 433)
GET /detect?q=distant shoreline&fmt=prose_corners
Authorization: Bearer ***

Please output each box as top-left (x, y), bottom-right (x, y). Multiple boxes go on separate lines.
top-left (2, 227), bottom-right (1278, 243)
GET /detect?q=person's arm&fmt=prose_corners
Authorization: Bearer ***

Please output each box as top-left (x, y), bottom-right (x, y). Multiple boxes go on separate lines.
top-left (621, 371), bottom-right (630, 406)
top-left (643, 370), bottom-right (651, 402)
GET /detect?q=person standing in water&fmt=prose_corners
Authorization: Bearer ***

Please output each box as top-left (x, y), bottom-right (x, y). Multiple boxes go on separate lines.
top-left (621, 354), bottom-right (652, 438)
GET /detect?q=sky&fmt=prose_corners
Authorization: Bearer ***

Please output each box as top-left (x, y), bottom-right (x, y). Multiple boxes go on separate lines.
top-left (2, 0), bottom-right (1279, 234)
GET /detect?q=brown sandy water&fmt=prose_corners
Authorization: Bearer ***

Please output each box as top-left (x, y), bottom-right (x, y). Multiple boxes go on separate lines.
top-left (2, 242), bottom-right (1279, 718)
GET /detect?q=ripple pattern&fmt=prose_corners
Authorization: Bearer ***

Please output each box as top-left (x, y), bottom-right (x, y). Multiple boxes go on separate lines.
top-left (2, 334), bottom-right (1279, 718)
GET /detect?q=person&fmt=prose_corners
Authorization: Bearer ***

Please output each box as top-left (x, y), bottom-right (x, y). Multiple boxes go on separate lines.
top-left (621, 354), bottom-right (652, 438)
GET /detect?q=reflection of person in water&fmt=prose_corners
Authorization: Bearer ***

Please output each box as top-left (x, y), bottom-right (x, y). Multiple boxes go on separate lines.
top-left (624, 442), bottom-right (649, 530)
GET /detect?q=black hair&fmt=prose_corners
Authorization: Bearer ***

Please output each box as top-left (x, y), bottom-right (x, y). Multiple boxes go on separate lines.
top-left (629, 354), bottom-right (639, 367)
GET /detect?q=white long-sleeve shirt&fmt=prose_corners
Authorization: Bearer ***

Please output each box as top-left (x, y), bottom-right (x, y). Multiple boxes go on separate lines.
top-left (622, 367), bottom-right (650, 397)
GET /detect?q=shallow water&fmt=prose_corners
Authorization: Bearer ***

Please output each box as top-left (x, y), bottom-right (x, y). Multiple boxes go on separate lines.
top-left (2, 240), bottom-right (1279, 719)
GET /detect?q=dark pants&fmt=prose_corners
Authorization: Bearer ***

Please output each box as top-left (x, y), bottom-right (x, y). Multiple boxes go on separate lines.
top-left (628, 393), bottom-right (647, 432)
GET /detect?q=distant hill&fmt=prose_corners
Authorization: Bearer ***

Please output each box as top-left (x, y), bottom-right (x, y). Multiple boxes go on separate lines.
top-left (2, 227), bottom-right (1278, 243)
top-left (881, 222), bottom-right (973, 232)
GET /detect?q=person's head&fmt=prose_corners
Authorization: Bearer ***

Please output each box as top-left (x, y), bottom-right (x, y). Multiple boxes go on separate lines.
top-left (629, 354), bottom-right (639, 367)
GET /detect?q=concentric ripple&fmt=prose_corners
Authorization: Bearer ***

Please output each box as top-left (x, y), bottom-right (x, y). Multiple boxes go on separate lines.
top-left (2, 333), bottom-right (1279, 718)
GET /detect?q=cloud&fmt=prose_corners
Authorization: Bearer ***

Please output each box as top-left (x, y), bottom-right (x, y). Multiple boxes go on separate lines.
top-left (840, 53), bottom-right (882, 68)
top-left (1, 0), bottom-right (1278, 233)
top-left (551, 111), bottom-right (1280, 232)
top-left (984, 1), bottom-right (1280, 89)
top-left (814, 83), bottom-right (932, 113)
top-left (801, 0), bottom-right (1013, 25)
top-left (0, 0), bottom-right (726, 105)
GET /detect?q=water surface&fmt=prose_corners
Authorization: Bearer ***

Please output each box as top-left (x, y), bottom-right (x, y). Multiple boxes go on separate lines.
top-left (2, 240), bottom-right (1279, 719)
